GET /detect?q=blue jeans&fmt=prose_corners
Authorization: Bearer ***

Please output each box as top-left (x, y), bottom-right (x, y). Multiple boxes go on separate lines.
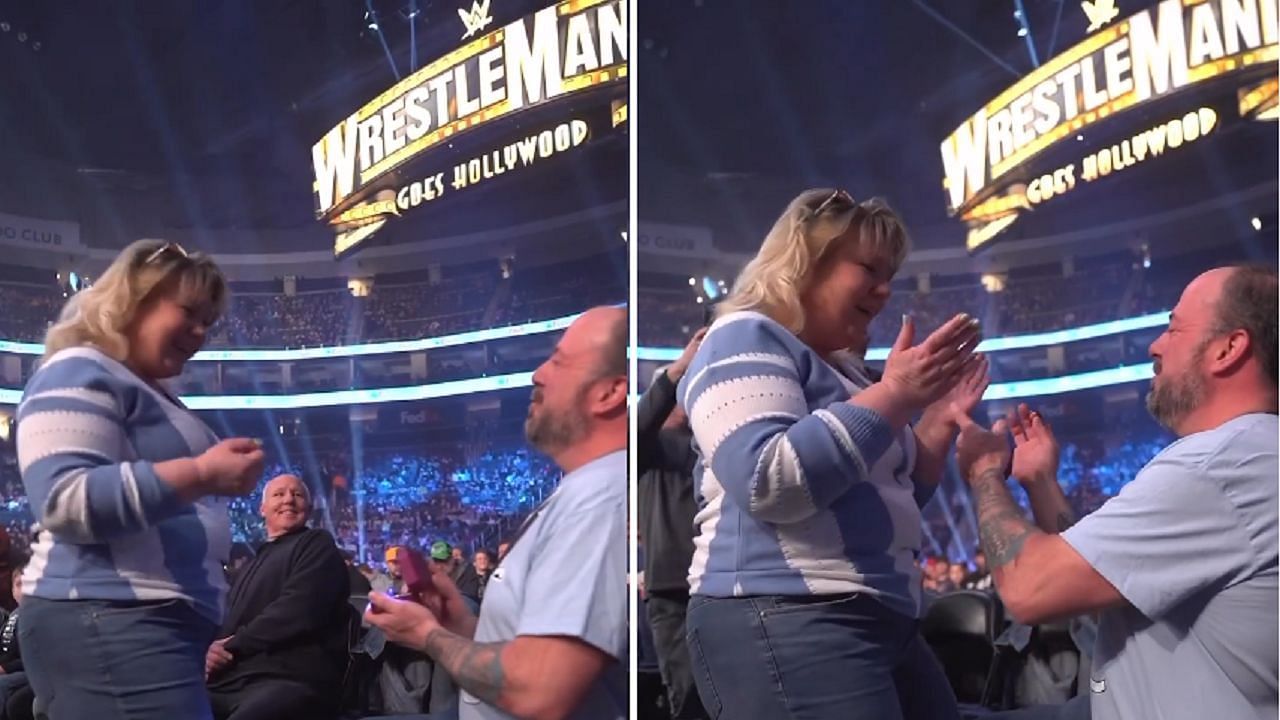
top-left (686, 593), bottom-right (960, 720)
top-left (19, 596), bottom-right (217, 720)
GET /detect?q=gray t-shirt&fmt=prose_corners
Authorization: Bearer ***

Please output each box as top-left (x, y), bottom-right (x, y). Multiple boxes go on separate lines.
top-left (1062, 413), bottom-right (1278, 720)
top-left (461, 450), bottom-right (627, 720)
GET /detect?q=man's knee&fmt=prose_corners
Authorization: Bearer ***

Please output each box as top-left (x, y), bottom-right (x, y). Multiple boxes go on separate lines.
top-left (222, 681), bottom-right (325, 720)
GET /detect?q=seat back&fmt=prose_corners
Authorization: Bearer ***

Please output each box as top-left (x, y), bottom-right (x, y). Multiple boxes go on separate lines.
top-left (922, 591), bottom-right (1004, 705)
top-left (922, 590), bottom-right (1002, 641)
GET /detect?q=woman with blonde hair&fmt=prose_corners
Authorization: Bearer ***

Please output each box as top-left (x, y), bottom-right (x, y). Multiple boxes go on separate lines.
top-left (15, 240), bottom-right (264, 719)
top-left (678, 189), bottom-right (990, 719)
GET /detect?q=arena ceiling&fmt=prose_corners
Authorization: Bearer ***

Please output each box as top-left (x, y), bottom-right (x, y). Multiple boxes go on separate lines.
top-left (638, 0), bottom-right (1278, 253)
top-left (0, 0), bottom-right (626, 252)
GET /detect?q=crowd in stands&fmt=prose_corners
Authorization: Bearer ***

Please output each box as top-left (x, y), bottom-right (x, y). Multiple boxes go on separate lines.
top-left (0, 440), bottom-right (558, 569)
top-left (0, 252), bottom-right (625, 350)
top-left (500, 253), bottom-right (628, 325)
top-left (637, 248), bottom-right (1235, 348)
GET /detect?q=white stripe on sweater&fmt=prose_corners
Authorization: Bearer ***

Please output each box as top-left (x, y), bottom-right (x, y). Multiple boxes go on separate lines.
top-left (681, 352), bottom-right (796, 410)
top-left (17, 409), bottom-right (121, 470)
top-left (687, 374), bottom-right (806, 458)
top-left (41, 469), bottom-right (95, 543)
top-left (751, 434), bottom-right (818, 522)
top-left (776, 512), bottom-right (863, 595)
top-left (814, 408), bottom-right (869, 485)
top-left (687, 467), bottom-right (725, 595)
top-left (23, 386), bottom-right (119, 414)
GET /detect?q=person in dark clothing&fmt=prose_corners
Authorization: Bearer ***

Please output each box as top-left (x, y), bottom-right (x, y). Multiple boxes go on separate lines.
top-left (344, 549), bottom-right (373, 595)
top-left (430, 540), bottom-right (481, 602)
top-left (227, 542), bottom-right (256, 582)
top-left (206, 474), bottom-right (351, 720)
top-left (0, 529), bottom-right (15, 613)
top-left (637, 328), bottom-right (707, 720)
top-left (472, 549), bottom-right (495, 600)
top-left (3, 683), bottom-right (33, 720)
top-left (0, 561), bottom-right (28, 713)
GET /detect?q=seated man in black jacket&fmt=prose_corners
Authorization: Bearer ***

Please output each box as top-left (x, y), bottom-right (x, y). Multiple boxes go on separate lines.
top-left (206, 474), bottom-right (351, 720)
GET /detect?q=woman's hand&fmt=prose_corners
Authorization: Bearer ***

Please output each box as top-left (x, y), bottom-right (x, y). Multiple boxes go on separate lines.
top-left (922, 353), bottom-right (990, 428)
top-left (193, 439), bottom-right (265, 497)
top-left (881, 313), bottom-right (982, 412)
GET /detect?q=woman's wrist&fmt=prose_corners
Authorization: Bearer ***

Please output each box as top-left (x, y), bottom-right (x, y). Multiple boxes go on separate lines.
top-left (850, 382), bottom-right (914, 429)
top-left (156, 457), bottom-right (206, 503)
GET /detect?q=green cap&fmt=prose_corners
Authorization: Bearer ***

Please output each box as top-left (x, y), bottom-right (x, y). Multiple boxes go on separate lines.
top-left (430, 540), bottom-right (452, 561)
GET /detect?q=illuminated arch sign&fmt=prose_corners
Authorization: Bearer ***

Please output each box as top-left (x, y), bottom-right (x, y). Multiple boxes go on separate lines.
top-left (941, 0), bottom-right (1277, 252)
top-left (312, 0), bottom-right (627, 256)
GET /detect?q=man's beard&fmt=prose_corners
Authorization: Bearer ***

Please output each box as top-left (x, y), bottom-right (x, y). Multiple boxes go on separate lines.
top-left (524, 398), bottom-right (590, 456)
top-left (1146, 344), bottom-right (1209, 433)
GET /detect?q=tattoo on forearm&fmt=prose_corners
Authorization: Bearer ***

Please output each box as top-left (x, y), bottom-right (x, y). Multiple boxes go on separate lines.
top-left (1055, 511), bottom-right (1076, 533)
top-left (424, 628), bottom-right (507, 705)
top-left (972, 468), bottom-right (1039, 569)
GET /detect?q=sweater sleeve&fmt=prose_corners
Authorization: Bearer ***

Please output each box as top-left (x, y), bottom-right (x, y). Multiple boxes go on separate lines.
top-left (16, 353), bottom-right (185, 543)
top-left (678, 315), bottom-right (896, 524)
top-left (224, 531), bottom-right (350, 658)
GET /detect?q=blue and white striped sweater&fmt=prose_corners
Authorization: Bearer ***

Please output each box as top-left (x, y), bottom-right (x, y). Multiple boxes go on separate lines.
top-left (678, 311), bottom-right (926, 617)
top-left (16, 347), bottom-right (230, 623)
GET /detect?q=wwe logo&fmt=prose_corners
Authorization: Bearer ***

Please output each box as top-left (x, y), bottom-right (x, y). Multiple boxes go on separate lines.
top-left (1081, 0), bottom-right (1119, 32)
top-left (458, 0), bottom-right (494, 39)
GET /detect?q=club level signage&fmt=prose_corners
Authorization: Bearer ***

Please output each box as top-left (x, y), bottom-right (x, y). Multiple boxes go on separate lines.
top-left (312, 0), bottom-right (627, 222)
top-left (939, 0), bottom-right (1277, 251)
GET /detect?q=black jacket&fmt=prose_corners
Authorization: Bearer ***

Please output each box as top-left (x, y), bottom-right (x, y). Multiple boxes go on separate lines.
top-left (211, 527), bottom-right (351, 693)
top-left (449, 562), bottom-right (482, 603)
top-left (636, 370), bottom-right (699, 595)
top-left (0, 607), bottom-right (21, 674)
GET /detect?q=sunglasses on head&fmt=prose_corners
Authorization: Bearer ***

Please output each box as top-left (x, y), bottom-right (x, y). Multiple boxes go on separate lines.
top-left (142, 242), bottom-right (190, 265)
top-left (811, 188), bottom-right (855, 217)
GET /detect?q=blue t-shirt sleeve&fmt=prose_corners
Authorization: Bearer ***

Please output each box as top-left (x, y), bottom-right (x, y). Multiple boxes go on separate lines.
top-left (1061, 453), bottom-right (1256, 620)
top-left (515, 487), bottom-right (627, 660)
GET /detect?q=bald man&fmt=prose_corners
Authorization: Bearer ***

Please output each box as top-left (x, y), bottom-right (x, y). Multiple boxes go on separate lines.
top-left (954, 265), bottom-right (1278, 720)
top-left (206, 474), bottom-right (351, 720)
top-left (363, 306), bottom-right (628, 720)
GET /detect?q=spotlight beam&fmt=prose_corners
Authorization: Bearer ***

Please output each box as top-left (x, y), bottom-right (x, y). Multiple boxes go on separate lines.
top-left (409, 0), bottom-right (418, 72)
top-left (1046, 0), bottom-right (1067, 58)
top-left (365, 0), bottom-right (401, 81)
top-left (1013, 0), bottom-right (1040, 68)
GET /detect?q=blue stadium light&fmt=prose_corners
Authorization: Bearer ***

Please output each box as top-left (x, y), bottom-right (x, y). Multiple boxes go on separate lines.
top-left (981, 363), bottom-right (1153, 400)
top-left (625, 364), bottom-right (1155, 405)
top-left (0, 364), bottom-right (1157, 409)
top-left (0, 372), bottom-right (536, 409)
top-left (0, 310), bottom-right (1162, 408)
top-left (0, 311), bottom-right (587, 361)
top-left (701, 276), bottom-right (720, 299)
top-left (633, 310), bottom-right (1171, 362)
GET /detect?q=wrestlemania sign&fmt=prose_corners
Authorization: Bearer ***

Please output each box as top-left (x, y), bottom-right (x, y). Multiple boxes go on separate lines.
top-left (941, 0), bottom-right (1277, 252)
top-left (312, 0), bottom-right (627, 257)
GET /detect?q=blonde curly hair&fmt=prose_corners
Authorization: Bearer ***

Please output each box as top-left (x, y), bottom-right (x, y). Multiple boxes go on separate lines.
top-left (42, 239), bottom-right (228, 363)
top-left (716, 189), bottom-right (911, 335)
